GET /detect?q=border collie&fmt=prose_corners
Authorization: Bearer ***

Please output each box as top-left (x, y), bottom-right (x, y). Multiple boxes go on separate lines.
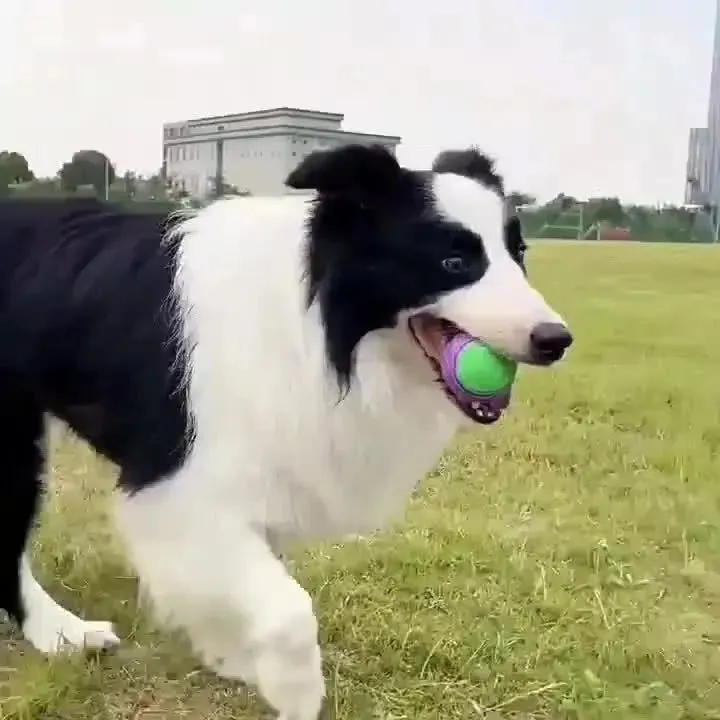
top-left (0, 145), bottom-right (571, 719)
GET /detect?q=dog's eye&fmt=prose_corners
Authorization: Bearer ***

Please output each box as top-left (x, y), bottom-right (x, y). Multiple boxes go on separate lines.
top-left (442, 256), bottom-right (467, 273)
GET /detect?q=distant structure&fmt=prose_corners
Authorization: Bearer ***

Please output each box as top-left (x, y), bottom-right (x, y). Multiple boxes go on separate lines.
top-left (162, 107), bottom-right (401, 198)
top-left (685, 0), bottom-right (720, 206)
top-left (685, 127), bottom-right (709, 204)
top-left (706, 0), bottom-right (720, 207)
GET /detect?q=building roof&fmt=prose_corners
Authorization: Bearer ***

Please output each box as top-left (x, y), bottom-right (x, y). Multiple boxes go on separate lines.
top-left (165, 107), bottom-right (345, 128)
top-left (163, 125), bottom-right (401, 145)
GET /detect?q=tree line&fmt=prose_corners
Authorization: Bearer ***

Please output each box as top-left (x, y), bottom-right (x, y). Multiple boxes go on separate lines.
top-left (512, 192), bottom-right (715, 244)
top-left (1, 149), bottom-right (714, 243)
top-left (1, 149), bottom-right (122, 197)
top-left (0, 149), bottom-right (243, 206)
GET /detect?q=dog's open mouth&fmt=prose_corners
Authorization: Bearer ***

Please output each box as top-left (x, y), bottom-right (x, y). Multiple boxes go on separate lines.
top-left (408, 313), bottom-right (511, 425)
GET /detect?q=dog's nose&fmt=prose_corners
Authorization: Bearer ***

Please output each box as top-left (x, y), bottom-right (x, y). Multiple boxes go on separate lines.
top-left (529, 322), bottom-right (573, 364)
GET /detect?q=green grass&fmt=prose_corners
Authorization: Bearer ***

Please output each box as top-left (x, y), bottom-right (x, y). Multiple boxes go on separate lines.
top-left (2, 241), bottom-right (720, 719)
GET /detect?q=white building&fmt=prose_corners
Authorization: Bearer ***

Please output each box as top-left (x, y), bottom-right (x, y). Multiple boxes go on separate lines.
top-left (162, 107), bottom-right (401, 198)
top-left (703, 0), bottom-right (720, 206)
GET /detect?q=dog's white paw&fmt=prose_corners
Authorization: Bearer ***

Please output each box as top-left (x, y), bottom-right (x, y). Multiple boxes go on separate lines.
top-left (19, 556), bottom-right (120, 655)
top-left (23, 611), bottom-right (120, 654)
top-left (251, 598), bottom-right (325, 720)
top-left (185, 593), bottom-right (324, 719)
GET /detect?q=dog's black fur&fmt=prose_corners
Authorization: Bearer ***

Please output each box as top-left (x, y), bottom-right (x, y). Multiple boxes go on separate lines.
top-left (287, 145), bottom-right (526, 389)
top-left (0, 197), bottom-right (190, 623)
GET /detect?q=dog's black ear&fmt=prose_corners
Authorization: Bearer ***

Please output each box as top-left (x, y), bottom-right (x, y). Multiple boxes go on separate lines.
top-left (285, 144), bottom-right (401, 197)
top-left (433, 147), bottom-right (505, 196)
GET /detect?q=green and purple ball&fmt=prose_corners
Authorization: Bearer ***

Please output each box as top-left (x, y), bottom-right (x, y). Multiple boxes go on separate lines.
top-left (440, 334), bottom-right (517, 420)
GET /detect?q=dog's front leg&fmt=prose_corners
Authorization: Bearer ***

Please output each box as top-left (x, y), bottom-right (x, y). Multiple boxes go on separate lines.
top-left (117, 494), bottom-right (325, 720)
top-left (216, 530), bottom-right (325, 720)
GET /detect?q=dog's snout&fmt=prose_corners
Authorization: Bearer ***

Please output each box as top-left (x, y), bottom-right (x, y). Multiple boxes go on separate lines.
top-left (529, 322), bottom-right (573, 364)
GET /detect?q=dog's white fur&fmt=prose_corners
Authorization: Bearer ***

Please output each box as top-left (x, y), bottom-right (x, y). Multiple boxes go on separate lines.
top-left (21, 175), bottom-right (566, 719)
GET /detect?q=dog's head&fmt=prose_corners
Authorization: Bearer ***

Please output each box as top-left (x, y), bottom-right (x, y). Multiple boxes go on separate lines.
top-left (287, 144), bottom-right (572, 422)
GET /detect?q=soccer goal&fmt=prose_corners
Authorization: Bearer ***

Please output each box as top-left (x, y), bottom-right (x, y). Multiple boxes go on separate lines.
top-left (533, 200), bottom-right (585, 240)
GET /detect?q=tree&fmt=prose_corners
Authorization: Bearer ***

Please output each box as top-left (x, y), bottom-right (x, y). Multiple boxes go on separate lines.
top-left (165, 177), bottom-right (188, 201)
top-left (122, 171), bottom-right (138, 198)
top-left (553, 193), bottom-right (578, 210)
top-left (142, 173), bottom-right (169, 200)
top-left (589, 197), bottom-right (625, 226)
top-left (59, 150), bottom-right (115, 196)
top-left (0, 151), bottom-right (34, 194)
top-left (507, 191), bottom-right (536, 208)
top-left (8, 178), bottom-right (61, 197)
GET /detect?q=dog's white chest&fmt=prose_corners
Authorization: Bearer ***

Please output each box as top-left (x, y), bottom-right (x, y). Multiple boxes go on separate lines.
top-left (255, 384), bottom-right (461, 542)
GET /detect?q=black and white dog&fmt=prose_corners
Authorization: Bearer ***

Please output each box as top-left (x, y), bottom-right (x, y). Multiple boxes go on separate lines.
top-left (0, 145), bottom-right (571, 719)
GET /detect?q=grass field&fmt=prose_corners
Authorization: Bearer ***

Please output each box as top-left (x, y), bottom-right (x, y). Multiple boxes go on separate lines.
top-left (2, 241), bottom-right (720, 719)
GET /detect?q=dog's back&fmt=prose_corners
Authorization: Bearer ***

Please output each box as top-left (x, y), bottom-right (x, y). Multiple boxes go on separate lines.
top-left (0, 197), bottom-right (187, 466)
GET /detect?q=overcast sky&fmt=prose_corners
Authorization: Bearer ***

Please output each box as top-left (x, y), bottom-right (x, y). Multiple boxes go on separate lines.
top-left (0, 0), bottom-right (715, 204)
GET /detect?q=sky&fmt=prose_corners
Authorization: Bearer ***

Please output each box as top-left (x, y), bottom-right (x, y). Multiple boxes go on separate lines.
top-left (0, 0), bottom-right (715, 204)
